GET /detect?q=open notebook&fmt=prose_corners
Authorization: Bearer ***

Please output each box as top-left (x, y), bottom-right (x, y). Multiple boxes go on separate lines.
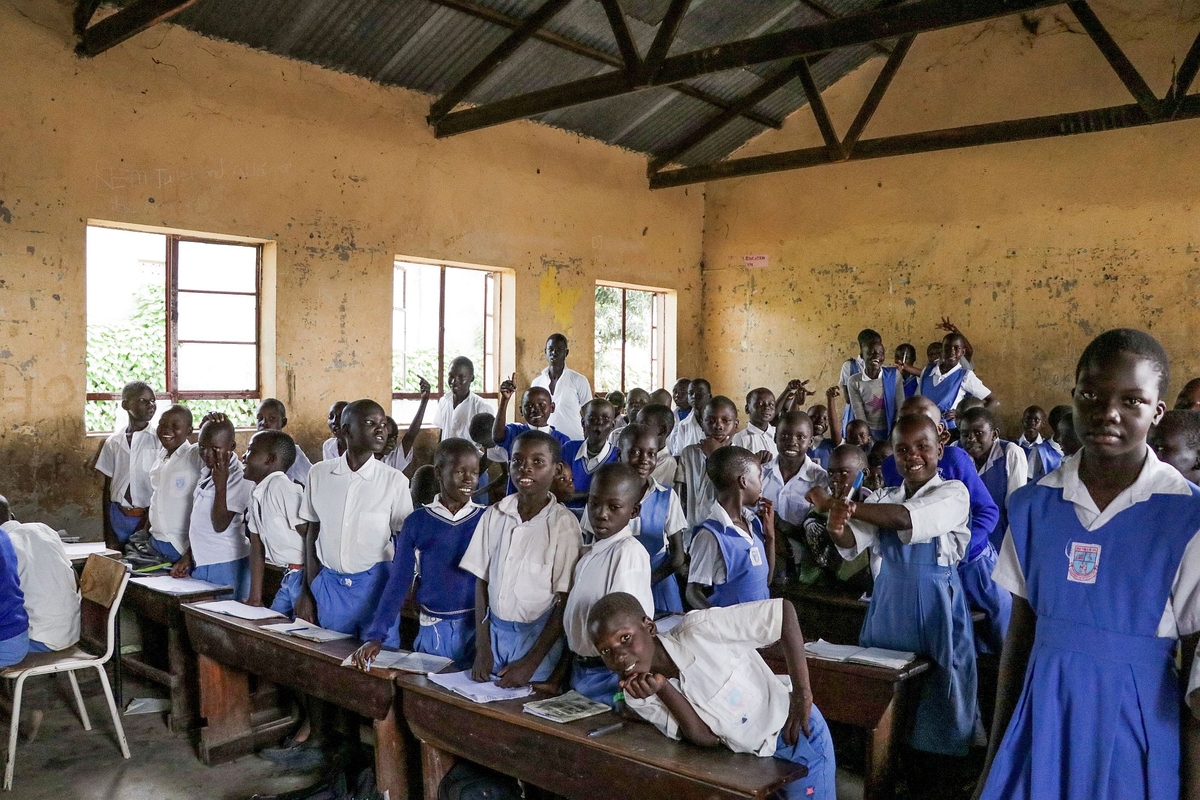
top-left (805, 639), bottom-right (916, 669)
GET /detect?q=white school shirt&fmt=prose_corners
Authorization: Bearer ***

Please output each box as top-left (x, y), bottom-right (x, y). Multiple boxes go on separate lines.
top-left (95, 425), bottom-right (160, 508)
top-left (563, 527), bottom-right (653, 656)
top-left (248, 471), bottom-right (306, 568)
top-left (688, 504), bottom-right (761, 586)
top-left (287, 445), bottom-right (313, 486)
top-left (382, 444), bottom-right (413, 474)
top-left (651, 449), bottom-right (678, 488)
top-left (321, 437), bottom-right (340, 462)
top-left (839, 356), bottom-right (866, 390)
top-left (920, 363), bottom-right (991, 409)
top-left (1017, 433), bottom-right (1044, 450)
top-left (626, 600), bottom-right (790, 757)
top-left (148, 442), bottom-right (203, 555)
top-left (732, 423), bottom-right (778, 457)
top-left (847, 370), bottom-right (905, 431)
top-left (188, 458), bottom-right (253, 567)
top-left (994, 451), bottom-right (1200, 642)
top-left (574, 439), bottom-right (614, 473)
top-left (667, 411), bottom-right (704, 457)
top-left (301, 454), bottom-right (413, 575)
top-left (582, 480), bottom-right (687, 547)
top-left (978, 439), bottom-right (1029, 500)
top-left (678, 444), bottom-right (717, 532)
top-left (761, 456), bottom-right (828, 526)
top-left (459, 493), bottom-right (582, 624)
top-left (435, 392), bottom-right (494, 442)
top-left (841, 475), bottom-right (971, 571)
top-left (4, 521), bottom-right (80, 651)
top-left (531, 366), bottom-right (592, 441)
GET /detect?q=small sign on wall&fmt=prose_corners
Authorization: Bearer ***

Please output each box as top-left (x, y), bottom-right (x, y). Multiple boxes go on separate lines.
top-left (743, 254), bottom-right (769, 269)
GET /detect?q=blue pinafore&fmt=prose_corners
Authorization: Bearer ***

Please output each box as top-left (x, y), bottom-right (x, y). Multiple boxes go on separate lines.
top-left (979, 443), bottom-right (1013, 551)
top-left (699, 516), bottom-right (771, 607)
top-left (1029, 440), bottom-right (1063, 482)
top-left (634, 485), bottom-right (684, 615)
top-left (919, 365), bottom-right (968, 429)
top-left (981, 482), bottom-right (1200, 800)
top-left (561, 441), bottom-right (619, 520)
top-left (903, 374), bottom-right (918, 399)
top-left (859, 528), bottom-right (977, 755)
top-left (874, 365), bottom-right (900, 442)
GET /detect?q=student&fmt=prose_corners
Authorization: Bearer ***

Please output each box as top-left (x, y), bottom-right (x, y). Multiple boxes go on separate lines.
top-left (147, 404), bottom-right (202, 568)
top-left (382, 376), bottom-right (432, 473)
top-left (1176, 377), bottom-right (1200, 411)
top-left (410, 465), bottom-right (439, 508)
top-left (468, 412), bottom-right (509, 505)
top-left (607, 424), bottom-right (686, 615)
top-left (1027, 404), bottom-right (1070, 482)
top-left (531, 334), bottom-right (593, 441)
top-left (1054, 409), bottom-right (1082, 457)
top-left (561, 398), bottom-right (620, 516)
top-left (847, 337), bottom-right (904, 443)
top-left (670, 378), bottom-right (692, 422)
top-left (435, 358), bottom-right (493, 442)
top-left (668, 379), bottom-right (711, 457)
top-left (806, 386), bottom-right (844, 468)
top-left (588, 593), bottom-right (836, 799)
top-left (895, 343), bottom-right (920, 399)
top-left (919, 332), bottom-right (996, 430)
top-left (818, 414), bottom-right (977, 763)
top-left (242, 430), bottom-right (306, 613)
top-left (0, 520), bottom-right (28, 668)
top-left (866, 440), bottom-right (891, 492)
top-left (564, 464), bottom-right (653, 705)
top-left (649, 388), bottom-right (673, 409)
top-left (732, 387), bottom-right (778, 458)
top-left (677, 395), bottom-right (739, 531)
top-left (959, 407), bottom-right (1028, 552)
top-left (295, 400), bottom-right (414, 644)
top-left (351, 439), bottom-right (484, 671)
top-left (636, 404), bottom-right (678, 488)
top-left (1, 497), bottom-right (80, 653)
top-left (255, 398), bottom-right (313, 486)
top-left (492, 379), bottom-right (572, 455)
top-left (463, 430), bottom-right (582, 689)
top-left (1016, 405), bottom-right (1046, 456)
top-left (799, 445), bottom-right (871, 587)
top-left (609, 388), bottom-right (650, 445)
top-left (775, 378), bottom-right (816, 417)
top-left (1150, 410), bottom-right (1200, 483)
top-left (979, 329), bottom-right (1200, 800)
top-left (686, 446), bottom-right (776, 609)
top-left (838, 330), bottom-right (877, 436)
top-left (845, 419), bottom-right (872, 450)
top-left (95, 380), bottom-right (159, 550)
top-left (607, 391), bottom-right (627, 427)
top-left (320, 401), bottom-right (348, 462)
top-left (761, 411), bottom-right (828, 583)
top-left (925, 341), bottom-right (942, 369)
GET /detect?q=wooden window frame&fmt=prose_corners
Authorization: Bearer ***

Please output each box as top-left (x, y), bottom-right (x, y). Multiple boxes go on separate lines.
top-left (597, 283), bottom-right (668, 394)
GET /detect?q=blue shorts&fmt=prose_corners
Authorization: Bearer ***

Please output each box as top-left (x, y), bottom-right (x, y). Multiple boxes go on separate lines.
top-left (488, 609), bottom-right (564, 685)
top-left (570, 660), bottom-right (620, 707)
top-left (193, 557), bottom-right (251, 602)
top-left (108, 502), bottom-right (143, 544)
top-left (149, 536), bottom-right (184, 562)
top-left (311, 563), bottom-right (399, 649)
top-left (29, 639), bottom-right (52, 653)
top-left (270, 568), bottom-right (305, 617)
top-left (415, 615), bottom-right (476, 670)
top-left (774, 704), bottom-right (836, 800)
top-left (0, 630), bottom-right (30, 668)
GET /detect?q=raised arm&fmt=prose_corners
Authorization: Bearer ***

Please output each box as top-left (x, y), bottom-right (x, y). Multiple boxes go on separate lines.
top-left (492, 374), bottom-right (516, 447)
top-left (401, 376), bottom-right (431, 455)
top-left (826, 386), bottom-right (844, 446)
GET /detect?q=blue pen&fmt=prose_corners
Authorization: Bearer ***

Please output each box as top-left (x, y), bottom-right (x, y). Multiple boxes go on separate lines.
top-left (846, 470), bottom-right (865, 500)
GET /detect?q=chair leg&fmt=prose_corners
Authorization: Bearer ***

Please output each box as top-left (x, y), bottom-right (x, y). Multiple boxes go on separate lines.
top-left (67, 671), bottom-right (91, 731)
top-left (4, 674), bottom-right (27, 791)
top-left (94, 666), bottom-right (129, 760)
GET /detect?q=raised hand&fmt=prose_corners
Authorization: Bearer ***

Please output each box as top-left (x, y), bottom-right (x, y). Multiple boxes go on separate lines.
top-left (499, 373), bottom-right (517, 401)
top-left (621, 671), bottom-right (666, 700)
top-left (417, 375), bottom-right (431, 398)
top-left (936, 316), bottom-right (960, 334)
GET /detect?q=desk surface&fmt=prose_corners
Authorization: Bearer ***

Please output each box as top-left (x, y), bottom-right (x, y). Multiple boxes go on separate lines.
top-left (399, 674), bottom-right (805, 800)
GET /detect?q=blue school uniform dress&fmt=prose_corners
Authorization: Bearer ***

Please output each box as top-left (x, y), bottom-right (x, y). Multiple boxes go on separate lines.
top-left (495, 424), bottom-right (572, 495)
top-left (631, 481), bottom-right (687, 615)
top-left (688, 506), bottom-right (771, 606)
top-left (808, 438), bottom-right (835, 469)
top-left (0, 528), bottom-right (30, 667)
top-left (844, 476), bottom-right (978, 755)
top-left (903, 374), bottom-right (919, 399)
top-left (560, 439), bottom-right (619, 518)
top-left (1027, 439), bottom-right (1063, 483)
top-left (919, 364), bottom-right (968, 429)
top-left (984, 453), bottom-right (1200, 800)
top-left (363, 499), bottom-right (483, 668)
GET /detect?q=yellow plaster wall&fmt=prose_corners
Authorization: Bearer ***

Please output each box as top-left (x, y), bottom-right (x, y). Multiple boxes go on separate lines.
top-left (0, 1), bottom-right (704, 533)
top-left (700, 1), bottom-right (1200, 434)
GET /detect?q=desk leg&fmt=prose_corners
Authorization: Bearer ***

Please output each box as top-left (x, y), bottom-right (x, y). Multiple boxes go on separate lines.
top-left (420, 743), bottom-right (455, 800)
top-left (167, 621), bottom-right (196, 732)
top-left (196, 654), bottom-right (253, 765)
top-left (373, 703), bottom-right (409, 800)
top-left (864, 694), bottom-right (901, 800)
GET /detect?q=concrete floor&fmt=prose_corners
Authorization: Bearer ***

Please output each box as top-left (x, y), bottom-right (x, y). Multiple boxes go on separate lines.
top-left (5, 670), bottom-right (865, 800)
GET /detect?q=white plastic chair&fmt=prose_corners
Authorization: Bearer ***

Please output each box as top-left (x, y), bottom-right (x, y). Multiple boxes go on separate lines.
top-left (1, 553), bottom-right (131, 790)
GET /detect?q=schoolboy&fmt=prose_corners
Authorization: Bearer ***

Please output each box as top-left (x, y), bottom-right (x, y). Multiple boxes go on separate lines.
top-left (806, 386), bottom-right (844, 468)
top-left (462, 430), bottom-right (582, 688)
top-left (242, 430), bottom-right (306, 613)
top-left (677, 395), bottom-right (739, 531)
top-left (564, 464), bottom-right (653, 705)
top-left (410, 465), bottom-right (439, 507)
top-left (607, 391), bottom-right (627, 427)
top-left (818, 414), bottom-right (977, 765)
top-left (1176, 377), bottom-right (1200, 411)
top-left (0, 521), bottom-right (29, 668)
top-left (256, 398), bottom-right (312, 485)
top-left (686, 446), bottom-right (776, 609)
top-left (0, 496), bottom-right (80, 653)
top-left (668, 379), bottom-right (711, 457)
top-left (589, 593), bottom-right (836, 799)
top-left (491, 378), bottom-right (572, 455)
top-left (636, 403), bottom-right (678, 488)
top-left (610, 388), bottom-right (650, 445)
top-left (732, 387), bottom-right (778, 458)
top-left (1016, 405), bottom-right (1046, 455)
top-left (919, 332), bottom-right (996, 429)
top-left (531, 334), bottom-right (592, 441)
top-left (847, 337), bottom-right (905, 443)
top-left (383, 376), bottom-right (432, 473)
top-left (296, 400), bottom-right (414, 644)
top-left (320, 401), bottom-right (348, 461)
top-left (670, 378), bottom-right (692, 422)
top-left (761, 412), bottom-right (828, 582)
top-left (561, 398), bottom-right (620, 515)
top-left (147, 404), bottom-right (202, 566)
top-left (980, 329), bottom-right (1200, 800)
top-left (650, 388), bottom-right (673, 409)
top-left (95, 380), bottom-right (159, 550)
top-left (351, 439), bottom-right (484, 671)
top-left (435, 357), bottom-right (493, 442)
top-left (845, 419), bottom-right (873, 450)
top-left (1027, 404), bottom-right (1070, 482)
top-left (798, 446), bottom-right (871, 587)
top-left (1150, 410), bottom-right (1200, 483)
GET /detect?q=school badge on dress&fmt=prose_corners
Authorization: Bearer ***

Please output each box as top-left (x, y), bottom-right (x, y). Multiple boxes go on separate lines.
top-left (748, 547), bottom-right (763, 567)
top-left (1066, 542), bottom-right (1101, 584)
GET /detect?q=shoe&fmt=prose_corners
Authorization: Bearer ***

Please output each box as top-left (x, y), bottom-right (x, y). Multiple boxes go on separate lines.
top-left (259, 739), bottom-right (328, 770)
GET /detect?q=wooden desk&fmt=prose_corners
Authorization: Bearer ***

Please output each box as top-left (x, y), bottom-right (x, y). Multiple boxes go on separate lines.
top-left (777, 582), bottom-right (870, 645)
top-left (182, 605), bottom-right (409, 799)
top-left (399, 674), bottom-right (805, 800)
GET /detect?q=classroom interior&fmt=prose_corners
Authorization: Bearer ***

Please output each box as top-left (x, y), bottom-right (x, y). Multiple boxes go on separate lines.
top-left (2, 0), bottom-right (1200, 798)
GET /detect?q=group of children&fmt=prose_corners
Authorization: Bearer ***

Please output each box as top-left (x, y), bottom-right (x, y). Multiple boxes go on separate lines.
top-left (2, 325), bottom-right (1199, 799)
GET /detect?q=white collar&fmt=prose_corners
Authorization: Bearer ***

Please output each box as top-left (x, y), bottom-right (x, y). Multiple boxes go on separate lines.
top-left (881, 473), bottom-right (945, 501)
top-left (1039, 449), bottom-right (1190, 514)
top-left (935, 362), bottom-right (963, 378)
top-left (330, 452), bottom-right (380, 479)
top-left (1018, 433), bottom-right (1043, 447)
top-left (427, 494), bottom-right (483, 522)
top-left (587, 526), bottom-right (634, 553)
top-left (252, 470), bottom-right (292, 498)
top-left (766, 455), bottom-right (822, 484)
top-left (744, 422), bottom-right (772, 437)
top-left (708, 502), bottom-right (757, 540)
top-left (978, 439), bottom-right (1005, 475)
top-left (575, 439), bottom-right (613, 464)
top-left (0, 520), bottom-right (18, 533)
top-left (496, 492), bottom-right (559, 523)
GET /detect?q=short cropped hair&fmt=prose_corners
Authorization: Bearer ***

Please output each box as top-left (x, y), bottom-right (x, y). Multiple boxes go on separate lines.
top-left (448, 356), bottom-right (475, 375)
top-left (341, 398), bottom-right (385, 428)
top-left (435, 438), bottom-right (480, 470)
top-left (705, 445), bottom-right (758, 490)
top-left (1158, 410), bottom-right (1200, 450)
top-left (1022, 405), bottom-right (1045, 418)
top-left (410, 464), bottom-right (438, 507)
top-left (893, 412), bottom-right (940, 443)
top-left (199, 416), bottom-right (236, 441)
top-left (1048, 404), bottom-right (1073, 431)
top-left (254, 429), bottom-right (297, 470)
top-left (618, 422), bottom-right (655, 448)
top-left (122, 381), bottom-right (154, 404)
top-left (513, 429), bottom-right (563, 463)
top-left (1076, 328), bottom-right (1170, 397)
top-left (606, 391), bottom-right (625, 411)
top-left (895, 343), bottom-right (917, 364)
top-left (959, 406), bottom-right (997, 430)
top-left (857, 329), bottom-right (882, 348)
top-left (468, 412), bottom-right (495, 445)
top-left (831, 443), bottom-right (869, 472)
top-left (689, 378), bottom-right (711, 394)
top-left (547, 333), bottom-right (568, 347)
top-left (777, 409), bottom-right (813, 432)
top-left (867, 440), bottom-right (892, 468)
top-left (590, 462), bottom-right (643, 501)
top-left (162, 403), bottom-right (193, 427)
top-left (258, 397), bottom-right (286, 416)
top-left (638, 404), bottom-right (675, 433)
top-left (705, 395), bottom-right (738, 416)
top-left (587, 591), bottom-right (648, 633)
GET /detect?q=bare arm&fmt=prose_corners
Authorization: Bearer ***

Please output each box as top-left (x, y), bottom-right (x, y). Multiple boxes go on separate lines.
top-left (471, 579), bottom-right (494, 682)
top-left (401, 376), bottom-right (432, 455)
top-left (294, 522), bottom-right (318, 623)
top-left (101, 477), bottom-right (117, 550)
top-left (623, 673), bottom-right (720, 747)
top-left (209, 454), bottom-right (235, 533)
top-left (779, 601), bottom-right (813, 742)
top-left (652, 532), bottom-right (685, 586)
top-left (496, 593), bottom-right (567, 688)
top-left (826, 387), bottom-right (844, 447)
top-left (247, 533), bottom-right (266, 607)
top-left (758, 500), bottom-right (777, 582)
top-left (685, 582), bottom-right (713, 610)
top-left (493, 375), bottom-right (516, 445)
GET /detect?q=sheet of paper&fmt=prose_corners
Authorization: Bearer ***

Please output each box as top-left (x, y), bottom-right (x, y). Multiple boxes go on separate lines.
top-left (286, 626), bottom-right (353, 643)
top-left (261, 620), bottom-right (317, 635)
top-left (804, 639), bottom-right (866, 662)
top-left (427, 669), bottom-right (533, 703)
top-left (131, 575), bottom-right (229, 595)
top-left (522, 690), bottom-right (609, 724)
top-left (193, 600), bottom-right (285, 620)
top-left (62, 542), bottom-right (117, 561)
top-left (847, 647), bottom-right (916, 669)
top-left (339, 650), bottom-right (453, 674)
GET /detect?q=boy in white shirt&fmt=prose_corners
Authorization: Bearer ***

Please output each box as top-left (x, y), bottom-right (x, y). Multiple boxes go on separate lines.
top-left (255, 398), bottom-right (313, 486)
top-left (242, 430), bottom-right (306, 613)
top-left (531, 334), bottom-right (593, 441)
top-left (95, 380), bottom-right (159, 550)
top-left (296, 400), bottom-right (413, 646)
top-left (320, 401), bottom-right (348, 462)
top-left (761, 411), bottom-right (827, 581)
top-left (667, 379), bottom-right (710, 457)
top-left (462, 430), bottom-right (582, 690)
top-left (148, 405), bottom-right (202, 567)
top-left (0, 497), bottom-right (80, 653)
top-left (564, 464), bottom-right (653, 705)
top-left (435, 357), bottom-right (494, 442)
top-left (732, 387), bottom-right (778, 458)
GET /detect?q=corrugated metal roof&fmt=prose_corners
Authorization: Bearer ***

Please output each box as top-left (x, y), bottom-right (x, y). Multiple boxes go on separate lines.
top-left (168, 0), bottom-right (890, 169)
